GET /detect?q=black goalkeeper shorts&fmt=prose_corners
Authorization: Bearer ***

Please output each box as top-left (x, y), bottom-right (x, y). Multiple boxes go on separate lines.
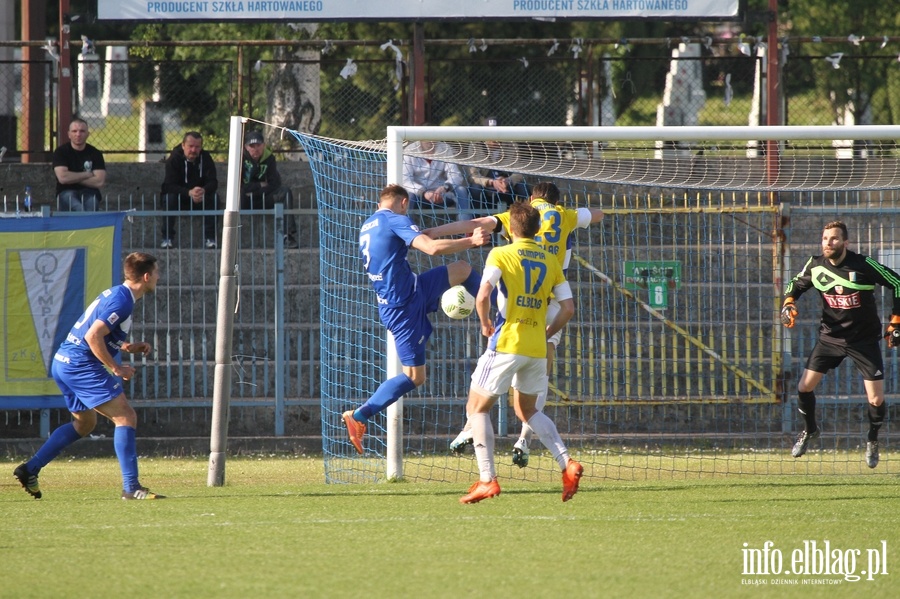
top-left (805, 338), bottom-right (885, 381)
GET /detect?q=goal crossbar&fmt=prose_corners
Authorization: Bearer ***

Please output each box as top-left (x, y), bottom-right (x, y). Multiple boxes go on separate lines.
top-left (387, 126), bottom-right (900, 193)
top-left (388, 125), bottom-right (900, 143)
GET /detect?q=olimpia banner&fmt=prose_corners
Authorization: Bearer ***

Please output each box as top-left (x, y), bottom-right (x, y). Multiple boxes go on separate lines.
top-left (0, 214), bottom-right (125, 409)
top-left (98, 0), bottom-right (740, 21)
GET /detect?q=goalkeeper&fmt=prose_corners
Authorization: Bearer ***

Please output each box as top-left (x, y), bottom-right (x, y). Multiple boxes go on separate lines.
top-left (781, 220), bottom-right (900, 468)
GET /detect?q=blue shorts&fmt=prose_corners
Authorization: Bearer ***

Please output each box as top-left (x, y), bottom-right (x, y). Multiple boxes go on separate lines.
top-left (378, 265), bottom-right (450, 367)
top-left (51, 355), bottom-right (125, 412)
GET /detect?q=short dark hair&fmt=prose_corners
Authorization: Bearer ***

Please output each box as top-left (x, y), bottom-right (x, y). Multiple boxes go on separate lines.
top-left (183, 131), bottom-right (203, 144)
top-left (531, 181), bottom-right (560, 205)
top-left (380, 183), bottom-right (409, 203)
top-left (509, 200), bottom-right (540, 239)
top-left (823, 221), bottom-right (848, 240)
top-left (124, 252), bottom-right (158, 282)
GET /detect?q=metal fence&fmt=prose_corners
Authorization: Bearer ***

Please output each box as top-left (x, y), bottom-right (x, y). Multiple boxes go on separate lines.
top-left (3, 191), bottom-right (900, 454)
top-left (3, 37), bottom-right (900, 162)
top-left (1, 200), bottom-right (322, 440)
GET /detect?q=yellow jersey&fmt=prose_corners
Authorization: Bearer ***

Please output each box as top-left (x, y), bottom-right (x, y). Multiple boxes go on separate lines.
top-left (494, 198), bottom-right (588, 272)
top-left (483, 238), bottom-right (567, 358)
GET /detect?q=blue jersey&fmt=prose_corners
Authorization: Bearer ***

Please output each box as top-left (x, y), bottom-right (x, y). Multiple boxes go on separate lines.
top-left (359, 208), bottom-right (423, 308)
top-left (55, 285), bottom-right (134, 367)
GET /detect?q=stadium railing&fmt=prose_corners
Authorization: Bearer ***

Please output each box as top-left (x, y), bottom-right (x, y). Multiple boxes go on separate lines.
top-left (0, 197), bottom-right (322, 441)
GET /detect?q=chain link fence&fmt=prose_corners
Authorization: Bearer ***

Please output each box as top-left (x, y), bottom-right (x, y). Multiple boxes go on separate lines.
top-left (1, 38), bottom-right (899, 162)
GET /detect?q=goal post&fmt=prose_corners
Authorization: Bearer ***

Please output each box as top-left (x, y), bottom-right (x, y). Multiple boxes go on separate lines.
top-left (290, 124), bottom-right (900, 484)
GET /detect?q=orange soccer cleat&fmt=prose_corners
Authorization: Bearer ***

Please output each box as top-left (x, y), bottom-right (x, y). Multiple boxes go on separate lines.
top-left (342, 411), bottom-right (366, 455)
top-left (561, 459), bottom-right (583, 502)
top-left (459, 478), bottom-right (501, 504)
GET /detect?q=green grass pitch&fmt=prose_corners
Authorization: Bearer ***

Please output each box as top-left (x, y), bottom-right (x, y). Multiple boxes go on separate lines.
top-left (1, 456), bottom-right (897, 598)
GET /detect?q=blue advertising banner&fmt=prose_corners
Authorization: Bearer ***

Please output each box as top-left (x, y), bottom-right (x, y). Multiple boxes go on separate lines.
top-left (0, 214), bottom-right (125, 409)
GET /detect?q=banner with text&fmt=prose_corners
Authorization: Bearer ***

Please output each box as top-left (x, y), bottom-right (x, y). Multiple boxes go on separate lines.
top-left (98, 0), bottom-right (740, 21)
top-left (0, 214), bottom-right (125, 409)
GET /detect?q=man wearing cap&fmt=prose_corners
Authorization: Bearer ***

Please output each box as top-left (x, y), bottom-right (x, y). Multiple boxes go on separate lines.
top-left (467, 117), bottom-right (530, 212)
top-left (241, 130), bottom-right (299, 248)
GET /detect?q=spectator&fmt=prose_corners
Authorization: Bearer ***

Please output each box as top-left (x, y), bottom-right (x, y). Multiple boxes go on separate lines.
top-left (53, 118), bottom-right (106, 211)
top-left (241, 130), bottom-right (299, 249)
top-left (160, 131), bottom-right (219, 249)
top-left (402, 140), bottom-right (473, 221)
top-left (467, 117), bottom-right (530, 211)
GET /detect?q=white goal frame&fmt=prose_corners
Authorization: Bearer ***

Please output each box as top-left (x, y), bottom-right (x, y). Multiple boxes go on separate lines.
top-left (383, 124), bottom-right (900, 480)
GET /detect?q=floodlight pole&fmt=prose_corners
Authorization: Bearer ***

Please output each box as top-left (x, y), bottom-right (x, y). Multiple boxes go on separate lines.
top-left (208, 115), bottom-right (244, 486)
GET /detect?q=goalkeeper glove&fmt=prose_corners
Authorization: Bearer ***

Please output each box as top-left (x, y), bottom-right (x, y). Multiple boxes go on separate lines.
top-left (780, 298), bottom-right (798, 328)
top-left (886, 316), bottom-right (900, 348)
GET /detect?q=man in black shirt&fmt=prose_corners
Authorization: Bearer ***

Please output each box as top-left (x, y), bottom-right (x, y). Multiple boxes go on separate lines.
top-left (53, 118), bottom-right (106, 211)
top-left (781, 220), bottom-right (900, 468)
top-left (160, 131), bottom-right (219, 249)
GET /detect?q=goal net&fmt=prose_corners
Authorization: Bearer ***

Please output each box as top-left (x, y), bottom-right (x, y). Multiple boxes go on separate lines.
top-left (287, 125), bottom-right (900, 484)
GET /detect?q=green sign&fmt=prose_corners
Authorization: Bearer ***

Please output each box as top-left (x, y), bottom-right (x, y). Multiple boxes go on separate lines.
top-left (623, 261), bottom-right (681, 309)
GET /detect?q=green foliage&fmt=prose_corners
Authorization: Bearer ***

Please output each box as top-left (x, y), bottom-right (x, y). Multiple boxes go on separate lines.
top-left (785, 0), bottom-right (900, 124)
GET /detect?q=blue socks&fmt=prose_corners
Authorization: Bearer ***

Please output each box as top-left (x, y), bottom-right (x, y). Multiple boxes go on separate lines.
top-left (26, 422), bottom-right (83, 473)
top-left (355, 374), bottom-right (417, 421)
top-left (114, 425), bottom-right (140, 493)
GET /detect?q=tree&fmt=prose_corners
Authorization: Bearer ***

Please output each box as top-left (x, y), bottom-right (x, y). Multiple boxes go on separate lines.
top-left (785, 0), bottom-right (900, 125)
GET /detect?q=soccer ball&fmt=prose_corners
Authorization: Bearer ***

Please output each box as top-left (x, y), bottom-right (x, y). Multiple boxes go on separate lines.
top-left (441, 285), bottom-right (475, 320)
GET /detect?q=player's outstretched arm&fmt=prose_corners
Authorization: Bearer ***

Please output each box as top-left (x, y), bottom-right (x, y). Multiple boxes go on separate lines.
top-left (411, 226), bottom-right (490, 256)
top-left (422, 216), bottom-right (497, 239)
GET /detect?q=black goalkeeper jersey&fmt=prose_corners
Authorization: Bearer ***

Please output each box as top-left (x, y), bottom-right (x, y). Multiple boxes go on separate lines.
top-left (784, 250), bottom-right (900, 345)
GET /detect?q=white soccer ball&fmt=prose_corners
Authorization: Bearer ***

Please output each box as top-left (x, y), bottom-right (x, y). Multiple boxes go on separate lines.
top-left (441, 285), bottom-right (475, 320)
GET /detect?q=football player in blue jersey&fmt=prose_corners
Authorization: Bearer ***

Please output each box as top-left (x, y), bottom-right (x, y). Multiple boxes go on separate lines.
top-left (342, 184), bottom-right (491, 454)
top-left (14, 252), bottom-right (165, 500)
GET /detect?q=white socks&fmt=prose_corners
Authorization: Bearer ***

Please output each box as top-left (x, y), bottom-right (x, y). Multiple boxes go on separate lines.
top-left (526, 411), bottom-right (569, 470)
top-left (469, 411), bottom-right (496, 482)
